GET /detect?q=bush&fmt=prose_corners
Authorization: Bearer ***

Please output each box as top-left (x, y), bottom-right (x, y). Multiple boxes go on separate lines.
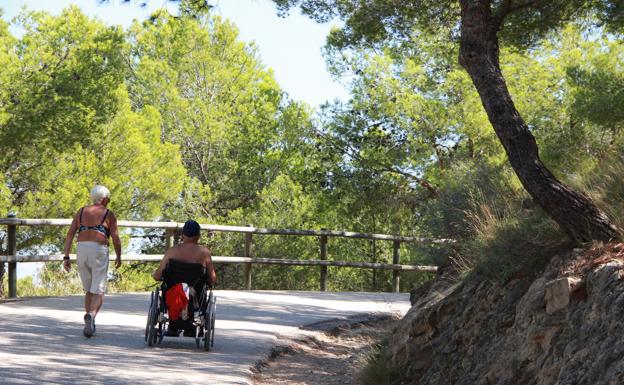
top-left (419, 160), bottom-right (571, 282)
top-left (359, 341), bottom-right (399, 385)
top-left (108, 261), bottom-right (159, 293)
top-left (573, 153), bottom-right (624, 231)
top-left (463, 202), bottom-right (571, 281)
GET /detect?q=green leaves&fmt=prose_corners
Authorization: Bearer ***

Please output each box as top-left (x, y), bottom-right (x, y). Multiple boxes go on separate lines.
top-left (0, 7), bottom-right (186, 228)
top-left (128, 12), bottom-right (309, 219)
top-left (1, 6), bottom-right (126, 158)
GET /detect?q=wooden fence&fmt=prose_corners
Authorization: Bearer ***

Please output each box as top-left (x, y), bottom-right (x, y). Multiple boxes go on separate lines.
top-left (0, 217), bottom-right (452, 298)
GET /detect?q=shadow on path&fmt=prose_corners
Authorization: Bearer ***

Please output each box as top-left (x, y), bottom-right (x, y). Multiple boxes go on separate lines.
top-left (0, 291), bottom-right (409, 385)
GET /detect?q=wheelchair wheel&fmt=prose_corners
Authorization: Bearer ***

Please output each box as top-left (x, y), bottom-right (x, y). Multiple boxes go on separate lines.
top-left (147, 287), bottom-right (160, 347)
top-left (203, 313), bottom-right (213, 351)
top-left (210, 307), bottom-right (215, 348)
top-left (195, 327), bottom-right (201, 349)
top-left (204, 292), bottom-right (216, 351)
top-left (210, 294), bottom-right (216, 348)
top-left (145, 291), bottom-right (154, 342)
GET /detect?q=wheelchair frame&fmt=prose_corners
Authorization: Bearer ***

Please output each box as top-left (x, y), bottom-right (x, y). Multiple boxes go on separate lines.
top-left (145, 283), bottom-right (216, 351)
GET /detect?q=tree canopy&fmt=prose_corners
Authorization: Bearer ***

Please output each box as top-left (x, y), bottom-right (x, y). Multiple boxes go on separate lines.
top-left (274, 0), bottom-right (623, 242)
top-left (1, 2), bottom-right (624, 295)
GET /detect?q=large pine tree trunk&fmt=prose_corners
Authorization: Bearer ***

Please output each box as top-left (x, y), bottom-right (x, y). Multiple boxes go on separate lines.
top-left (458, 0), bottom-right (620, 243)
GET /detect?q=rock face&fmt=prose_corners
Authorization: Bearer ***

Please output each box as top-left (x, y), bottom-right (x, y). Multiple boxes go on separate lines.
top-left (389, 243), bottom-right (624, 385)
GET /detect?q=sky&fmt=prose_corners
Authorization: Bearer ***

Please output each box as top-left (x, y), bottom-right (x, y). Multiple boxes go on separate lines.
top-left (0, 0), bottom-right (350, 107)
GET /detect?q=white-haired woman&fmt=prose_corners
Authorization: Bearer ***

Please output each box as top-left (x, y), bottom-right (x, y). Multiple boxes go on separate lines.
top-left (63, 185), bottom-right (122, 338)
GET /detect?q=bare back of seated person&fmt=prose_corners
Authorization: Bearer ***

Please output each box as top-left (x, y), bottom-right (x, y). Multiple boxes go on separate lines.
top-left (152, 220), bottom-right (217, 336)
top-left (168, 242), bottom-right (210, 267)
top-left (152, 220), bottom-right (217, 286)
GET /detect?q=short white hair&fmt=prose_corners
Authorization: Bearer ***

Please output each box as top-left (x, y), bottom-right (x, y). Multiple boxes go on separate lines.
top-left (90, 185), bottom-right (110, 204)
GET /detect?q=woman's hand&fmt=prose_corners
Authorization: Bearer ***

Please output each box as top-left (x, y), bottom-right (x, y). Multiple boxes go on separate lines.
top-left (63, 258), bottom-right (71, 272)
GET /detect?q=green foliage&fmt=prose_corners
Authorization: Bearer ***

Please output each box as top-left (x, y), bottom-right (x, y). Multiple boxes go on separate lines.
top-left (315, 18), bottom-right (624, 281)
top-left (229, 174), bottom-right (320, 289)
top-left (109, 262), bottom-right (160, 293)
top-left (1, 6), bottom-right (126, 159)
top-left (0, 173), bottom-right (11, 215)
top-left (128, 12), bottom-right (301, 219)
top-left (14, 261), bottom-right (160, 296)
top-left (464, 202), bottom-right (570, 282)
top-left (17, 89), bottom-right (185, 221)
top-left (0, 7), bottom-right (187, 261)
top-left (273, 1), bottom-right (621, 51)
top-left (412, 156), bottom-right (571, 282)
top-left (27, 262), bottom-right (84, 296)
top-left (274, 0), bottom-right (458, 50)
top-left (573, 153), bottom-right (624, 232)
top-left (2, 2), bottom-right (624, 295)
top-left (567, 35), bottom-right (624, 129)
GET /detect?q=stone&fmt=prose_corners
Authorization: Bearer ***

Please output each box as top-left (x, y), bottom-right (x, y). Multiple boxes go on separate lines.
top-left (532, 326), bottom-right (561, 353)
top-left (389, 244), bottom-right (624, 385)
top-left (544, 277), bottom-right (581, 315)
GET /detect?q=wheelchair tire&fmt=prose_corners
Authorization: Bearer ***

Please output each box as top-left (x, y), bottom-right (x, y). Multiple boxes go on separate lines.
top-left (145, 291), bottom-right (154, 342)
top-left (204, 292), bottom-right (216, 351)
top-left (203, 314), bottom-right (213, 351)
top-left (147, 288), bottom-right (160, 347)
top-left (210, 295), bottom-right (216, 348)
top-left (210, 309), bottom-right (215, 348)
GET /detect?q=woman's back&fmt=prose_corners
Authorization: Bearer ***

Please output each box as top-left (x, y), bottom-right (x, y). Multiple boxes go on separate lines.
top-left (76, 204), bottom-right (112, 244)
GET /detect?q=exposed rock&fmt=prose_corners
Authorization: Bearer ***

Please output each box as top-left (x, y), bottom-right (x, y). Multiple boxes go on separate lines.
top-left (389, 242), bottom-right (624, 385)
top-left (544, 276), bottom-right (581, 314)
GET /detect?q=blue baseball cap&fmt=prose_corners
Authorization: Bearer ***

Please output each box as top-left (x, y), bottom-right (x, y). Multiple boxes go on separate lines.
top-left (182, 220), bottom-right (201, 237)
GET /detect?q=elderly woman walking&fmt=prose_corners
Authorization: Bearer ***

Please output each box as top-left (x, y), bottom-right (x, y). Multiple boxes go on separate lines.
top-left (63, 185), bottom-right (122, 338)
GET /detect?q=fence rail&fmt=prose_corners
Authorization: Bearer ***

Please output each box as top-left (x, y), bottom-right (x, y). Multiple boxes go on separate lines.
top-left (0, 218), bottom-right (455, 243)
top-left (0, 254), bottom-right (435, 271)
top-left (0, 217), bottom-right (448, 298)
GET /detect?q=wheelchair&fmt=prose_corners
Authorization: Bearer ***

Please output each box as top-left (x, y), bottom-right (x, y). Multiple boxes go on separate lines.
top-left (145, 259), bottom-right (216, 351)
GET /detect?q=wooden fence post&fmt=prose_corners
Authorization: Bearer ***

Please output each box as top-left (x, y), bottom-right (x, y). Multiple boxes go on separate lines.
top-left (8, 214), bottom-right (17, 298)
top-left (319, 229), bottom-right (328, 291)
top-left (392, 240), bottom-right (400, 293)
top-left (243, 225), bottom-right (253, 290)
top-left (165, 224), bottom-right (175, 250)
top-left (0, 250), bottom-right (3, 298)
top-left (371, 239), bottom-right (377, 290)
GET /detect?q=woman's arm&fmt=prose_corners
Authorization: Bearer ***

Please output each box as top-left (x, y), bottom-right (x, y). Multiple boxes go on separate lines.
top-left (108, 212), bottom-right (122, 268)
top-left (62, 211), bottom-right (79, 271)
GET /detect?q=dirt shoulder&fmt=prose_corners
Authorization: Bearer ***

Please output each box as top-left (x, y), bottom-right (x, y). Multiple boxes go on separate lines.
top-left (252, 314), bottom-right (400, 385)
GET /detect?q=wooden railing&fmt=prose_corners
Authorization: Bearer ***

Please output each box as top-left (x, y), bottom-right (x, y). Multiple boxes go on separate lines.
top-left (0, 217), bottom-right (452, 298)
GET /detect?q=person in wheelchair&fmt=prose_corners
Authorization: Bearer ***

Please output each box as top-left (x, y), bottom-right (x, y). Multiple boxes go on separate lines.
top-left (152, 220), bottom-right (217, 337)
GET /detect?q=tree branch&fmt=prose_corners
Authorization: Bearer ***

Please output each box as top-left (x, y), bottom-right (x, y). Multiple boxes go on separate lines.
top-left (316, 128), bottom-right (438, 198)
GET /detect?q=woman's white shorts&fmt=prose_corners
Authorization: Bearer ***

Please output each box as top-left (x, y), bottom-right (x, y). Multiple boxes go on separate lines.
top-left (76, 241), bottom-right (110, 294)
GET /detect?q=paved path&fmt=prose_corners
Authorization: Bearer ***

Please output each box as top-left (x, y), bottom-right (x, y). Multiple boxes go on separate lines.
top-left (0, 291), bottom-right (410, 385)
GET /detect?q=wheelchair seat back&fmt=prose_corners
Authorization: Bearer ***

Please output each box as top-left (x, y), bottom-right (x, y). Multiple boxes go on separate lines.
top-left (162, 259), bottom-right (208, 311)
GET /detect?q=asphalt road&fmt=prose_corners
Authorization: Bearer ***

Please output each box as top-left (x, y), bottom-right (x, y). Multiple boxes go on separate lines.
top-left (0, 291), bottom-right (410, 385)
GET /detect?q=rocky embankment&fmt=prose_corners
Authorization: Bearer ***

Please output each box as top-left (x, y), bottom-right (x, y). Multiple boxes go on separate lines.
top-left (390, 243), bottom-right (624, 385)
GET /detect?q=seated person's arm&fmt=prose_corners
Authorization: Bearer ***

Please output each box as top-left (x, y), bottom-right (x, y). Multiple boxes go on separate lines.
top-left (203, 247), bottom-right (217, 286)
top-left (153, 249), bottom-right (173, 281)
